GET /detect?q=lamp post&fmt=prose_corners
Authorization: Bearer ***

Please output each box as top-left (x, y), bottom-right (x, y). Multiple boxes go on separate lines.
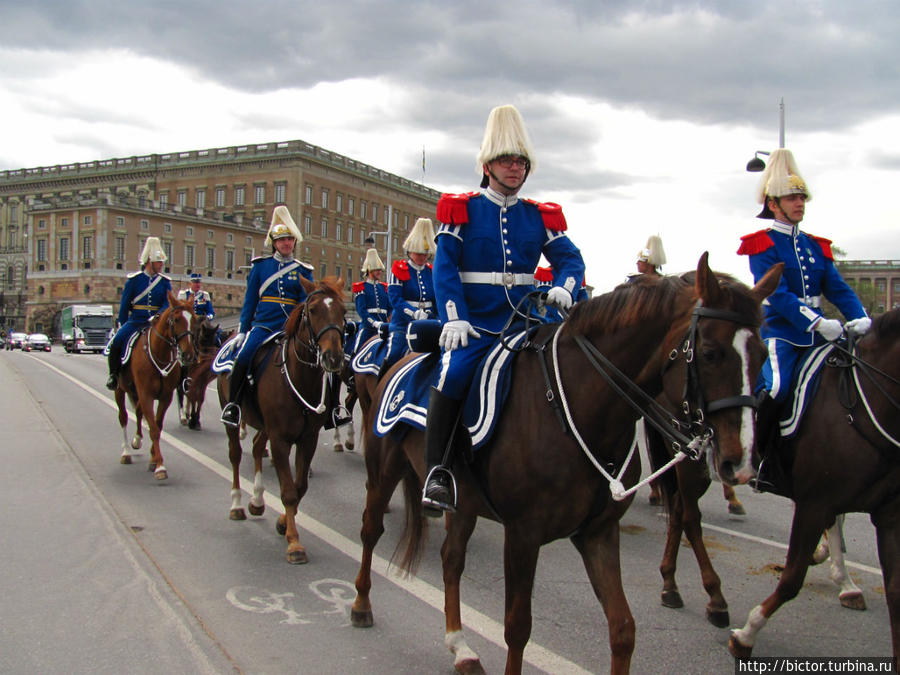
top-left (366, 204), bottom-right (393, 273)
top-left (746, 98), bottom-right (786, 173)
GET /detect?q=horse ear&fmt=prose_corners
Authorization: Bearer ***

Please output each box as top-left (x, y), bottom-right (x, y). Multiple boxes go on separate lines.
top-left (300, 276), bottom-right (316, 294)
top-left (168, 290), bottom-right (178, 307)
top-left (695, 252), bottom-right (723, 305)
top-left (750, 262), bottom-right (784, 304)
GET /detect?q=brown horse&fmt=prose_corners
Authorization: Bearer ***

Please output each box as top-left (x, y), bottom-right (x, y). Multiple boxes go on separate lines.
top-left (217, 277), bottom-right (346, 563)
top-left (114, 292), bottom-right (197, 480)
top-left (177, 319), bottom-right (228, 430)
top-left (350, 254), bottom-right (781, 674)
top-left (729, 307), bottom-right (900, 663)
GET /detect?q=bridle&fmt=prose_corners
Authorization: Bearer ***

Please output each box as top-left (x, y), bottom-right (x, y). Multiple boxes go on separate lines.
top-left (147, 308), bottom-right (195, 376)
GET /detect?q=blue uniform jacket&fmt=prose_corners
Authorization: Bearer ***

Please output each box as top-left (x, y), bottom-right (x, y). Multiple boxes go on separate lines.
top-left (178, 288), bottom-right (214, 320)
top-left (354, 280), bottom-right (391, 333)
top-left (434, 189), bottom-right (585, 333)
top-left (738, 221), bottom-right (866, 346)
top-left (387, 259), bottom-right (436, 331)
top-left (240, 254), bottom-right (314, 334)
top-left (110, 270), bottom-right (173, 350)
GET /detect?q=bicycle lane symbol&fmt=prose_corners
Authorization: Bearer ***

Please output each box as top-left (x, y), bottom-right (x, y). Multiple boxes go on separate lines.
top-left (226, 578), bottom-right (357, 626)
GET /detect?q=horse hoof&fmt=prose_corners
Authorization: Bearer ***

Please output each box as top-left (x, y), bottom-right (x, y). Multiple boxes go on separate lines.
top-left (230, 508), bottom-right (247, 521)
top-left (648, 494), bottom-right (661, 506)
top-left (154, 468), bottom-right (168, 481)
top-left (345, 441), bottom-right (355, 451)
top-left (840, 592), bottom-right (866, 611)
top-left (180, 418), bottom-right (188, 427)
top-left (120, 455), bottom-right (132, 465)
top-left (456, 658), bottom-right (487, 675)
top-left (333, 444), bottom-right (344, 453)
top-left (248, 503), bottom-right (265, 517)
top-left (350, 608), bottom-right (373, 628)
top-left (276, 521), bottom-right (287, 536)
top-left (286, 549), bottom-right (308, 565)
top-left (707, 607), bottom-right (730, 628)
top-left (728, 502), bottom-right (746, 516)
top-left (131, 437), bottom-right (142, 450)
top-left (728, 634), bottom-right (752, 659)
top-left (661, 590), bottom-right (684, 609)
top-left (147, 462), bottom-right (156, 472)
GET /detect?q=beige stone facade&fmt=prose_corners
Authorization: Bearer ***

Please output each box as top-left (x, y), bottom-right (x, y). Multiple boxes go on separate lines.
top-left (0, 140), bottom-right (440, 334)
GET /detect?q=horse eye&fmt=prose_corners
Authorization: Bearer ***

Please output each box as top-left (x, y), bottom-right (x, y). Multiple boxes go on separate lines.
top-left (701, 346), bottom-right (720, 363)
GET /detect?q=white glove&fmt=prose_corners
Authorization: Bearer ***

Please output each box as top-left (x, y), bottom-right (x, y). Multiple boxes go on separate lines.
top-left (373, 321), bottom-right (383, 330)
top-left (546, 286), bottom-right (573, 311)
top-left (413, 309), bottom-right (430, 321)
top-left (439, 320), bottom-right (480, 350)
top-left (814, 318), bottom-right (843, 341)
top-left (233, 332), bottom-right (246, 349)
top-left (845, 317), bottom-right (872, 336)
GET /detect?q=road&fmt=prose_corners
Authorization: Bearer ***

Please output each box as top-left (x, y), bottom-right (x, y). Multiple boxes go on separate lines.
top-left (0, 349), bottom-right (892, 674)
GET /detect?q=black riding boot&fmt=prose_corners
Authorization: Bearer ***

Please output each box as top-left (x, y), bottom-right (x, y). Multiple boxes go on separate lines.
top-left (421, 387), bottom-right (462, 517)
top-left (751, 391), bottom-right (793, 499)
top-left (106, 344), bottom-right (123, 390)
top-left (221, 361), bottom-right (248, 428)
top-left (324, 372), bottom-right (352, 430)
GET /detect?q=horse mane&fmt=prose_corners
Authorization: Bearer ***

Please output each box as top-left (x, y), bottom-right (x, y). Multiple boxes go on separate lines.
top-left (283, 276), bottom-right (346, 336)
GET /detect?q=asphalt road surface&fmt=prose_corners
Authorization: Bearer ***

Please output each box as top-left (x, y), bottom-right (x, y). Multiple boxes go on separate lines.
top-left (0, 349), bottom-right (891, 674)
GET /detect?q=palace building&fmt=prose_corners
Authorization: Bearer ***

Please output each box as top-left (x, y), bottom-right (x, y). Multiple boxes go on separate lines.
top-left (0, 140), bottom-right (440, 333)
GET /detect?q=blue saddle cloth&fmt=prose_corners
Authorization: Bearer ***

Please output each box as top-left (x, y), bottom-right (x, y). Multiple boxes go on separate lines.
top-left (374, 330), bottom-right (532, 451)
top-left (780, 342), bottom-right (833, 438)
top-left (103, 330), bottom-right (142, 364)
top-left (211, 332), bottom-right (281, 375)
top-left (351, 336), bottom-right (388, 376)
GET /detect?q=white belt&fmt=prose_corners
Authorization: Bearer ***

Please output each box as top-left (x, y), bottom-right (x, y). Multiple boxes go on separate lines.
top-left (459, 271), bottom-right (535, 287)
top-left (415, 301), bottom-right (433, 308)
top-left (805, 295), bottom-right (821, 308)
top-left (368, 308), bottom-right (389, 314)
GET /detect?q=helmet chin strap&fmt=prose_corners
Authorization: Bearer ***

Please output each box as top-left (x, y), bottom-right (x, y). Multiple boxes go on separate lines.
top-left (486, 167), bottom-right (529, 194)
top-left (771, 197), bottom-right (801, 225)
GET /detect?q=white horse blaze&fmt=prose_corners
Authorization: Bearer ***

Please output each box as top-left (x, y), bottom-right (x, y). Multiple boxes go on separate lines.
top-left (733, 328), bottom-right (755, 474)
top-left (323, 297), bottom-right (333, 308)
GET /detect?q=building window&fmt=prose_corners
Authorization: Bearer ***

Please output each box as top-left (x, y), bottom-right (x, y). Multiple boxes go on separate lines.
top-left (274, 183), bottom-right (286, 203)
top-left (360, 228), bottom-right (367, 245)
top-left (83, 215), bottom-right (92, 226)
top-left (348, 197), bottom-right (355, 216)
top-left (196, 189), bottom-right (206, 210)
top-left (404, 214), bottom-right (409, 230)
top-left (177, 190), bottom-right (187, 207)
top-left (235, 186), bottom-right (245, 206)
top-left (186, 226), bottom-right (194, 237)
top-left (336, 194), bottom-right (343, 213)
top-left (361, 201), bottom-right (367, 220)
top-left (304, 215), bottom-right (311, 236)
top-left (116, 216), bottom-right (125, 227)
top-left (115, 236), bottom-right (126, 262)
top-left (372, 205), bottom-right (378, 223)
top-left (159, 193), bottom-right (169, 208)
top-left (320, 263), bottom-right (327, 279)
top-left (216, 187), bottom-right (226, 207)
top-left (82, 235), bottom-right (92, 259)
top-left (163, 241), bottom-right (173, 262)
top-left (225, 249), bottom-right (234, 271)
top-left (321, 219), bottom-right (328, 238)
top-left (321, 189), bottom-right (329, 209)
top-left (305, 185), bottom-right (313, 204)
top-left (61, 217), bottom-right (69, 228)
top-left (206, 247), bottom-right (215, 269)
top-left (185, 244), bottom-right (195, 267)
top-left (59, 237), bottom-right (70, 261)
top-left (140, 219), bottom-right (149, 230)
top-left (254, 184), bottom-right (265, 205)
top-left (335, 265), bottom-right (341, 281)
top-left (37, 239), bottom-right (47, 262)
top-left (6, 267), bottom-right (13, 289)
top-left (244, 251), bottom-right (252, 267)
top-left (207, 229), bottom-right (215, 240)
top-left (347, 225), bottom-right (353, 243)
top-left (39, 218), bottom-right (46, 229)
top-left (9, 205), bottom-right (17, 223)
top-left (164, 222), bottom-right (172, 233)
top-left (335, 222), bottom-right (342, 240)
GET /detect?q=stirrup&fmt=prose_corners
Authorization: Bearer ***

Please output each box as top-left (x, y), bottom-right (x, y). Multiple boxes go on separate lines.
top-left (221, 402), bottom-right (241, 428)
top-left (421, 466), bottom-right (457, 517)
top-left (106, 373), bottom-right (118, 391)
top-left (332, 406), bottom-right (353, 428)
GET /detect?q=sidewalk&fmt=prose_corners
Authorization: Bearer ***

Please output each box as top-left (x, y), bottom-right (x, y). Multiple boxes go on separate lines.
top-left (0, 355), bottom-right (237, 674)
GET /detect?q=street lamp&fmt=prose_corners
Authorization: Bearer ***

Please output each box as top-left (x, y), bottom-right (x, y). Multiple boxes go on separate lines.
top-left (746, 98), bottom-right (786, 173)
top-left (366, 204), bottom-right (394, 273)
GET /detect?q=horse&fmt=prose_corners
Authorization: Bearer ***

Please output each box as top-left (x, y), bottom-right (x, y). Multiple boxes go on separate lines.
top-left (729, 307), bottom-right (900, 663)
top-left (331, 356), bottom-right (359, 453)
top-left (350, 254), bottom-right (782, 674)
top-left (114, 292), bottom-right (198, 481)
top-left (216, 277), bottom-right (346, 564)
top-left (177, 319), bottom-right (226, 430)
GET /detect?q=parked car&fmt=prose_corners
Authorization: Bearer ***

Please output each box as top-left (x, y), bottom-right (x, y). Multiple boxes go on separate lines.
top-left (6, 332), bottom-right (27, 350)
top-left (24, 333), bottom-right (52, 352)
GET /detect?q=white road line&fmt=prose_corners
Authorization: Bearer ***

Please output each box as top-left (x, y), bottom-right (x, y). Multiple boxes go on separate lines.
top-left (33, 357), bottom-right (592, 675)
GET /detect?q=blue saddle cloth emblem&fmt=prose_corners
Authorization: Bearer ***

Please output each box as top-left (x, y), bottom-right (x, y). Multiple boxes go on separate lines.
top-left (374, 330), bottom-right (531, 451)
top-left (351, 336), bottom-right (387, 376)
top-left (780, 342), bottom-right (832, 438)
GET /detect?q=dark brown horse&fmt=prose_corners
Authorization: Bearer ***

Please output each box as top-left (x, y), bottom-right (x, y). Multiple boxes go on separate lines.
top-left (177, 319), bottom-right (226, 430)
top-left (729, 308), bottom-right (900, 664)
top-left (350, 254), bottom-right (781, 674)
top-left (114, 292), bottom-right (197, 480)
top-left (217, 277), bottom-right (346, 563)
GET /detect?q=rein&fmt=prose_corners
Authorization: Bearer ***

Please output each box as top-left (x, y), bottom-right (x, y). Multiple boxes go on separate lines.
top-left (146, 311), bottom-right (193, 377)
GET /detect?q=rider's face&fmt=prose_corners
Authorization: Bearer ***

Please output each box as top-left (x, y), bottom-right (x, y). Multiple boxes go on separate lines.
top-left (274, 236), bottom-right (296, 256)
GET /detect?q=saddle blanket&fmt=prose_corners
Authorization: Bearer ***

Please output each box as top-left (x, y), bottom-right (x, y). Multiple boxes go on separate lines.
top-left (211, 331), bottom-right (282, 374)
top-left (351, 336), bottom-right (388, 376)
top-left (780, 342), bottom-right (833, 438)
top-left (374, 330), bottom-right (530, 451)
top-left (102, 331), bottom-right (142, 364)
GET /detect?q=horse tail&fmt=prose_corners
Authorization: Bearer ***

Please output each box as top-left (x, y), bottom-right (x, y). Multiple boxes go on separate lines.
top-left (392, 467), bottom-right (427, 576)
top-left (645, 422), bottom-right (679, 504)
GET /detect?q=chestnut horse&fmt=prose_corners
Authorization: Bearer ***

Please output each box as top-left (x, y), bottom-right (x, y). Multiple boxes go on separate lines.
top-left (217, 277), bottom-right (346, 563)
top-left (730, 308), bottom-right (900, 663)
top-left (350, 254), bottom-right (781, 674)
top-left (114, 292), bottom-right (197, 480)
top-left (177, 319), bottom-right (226, 430)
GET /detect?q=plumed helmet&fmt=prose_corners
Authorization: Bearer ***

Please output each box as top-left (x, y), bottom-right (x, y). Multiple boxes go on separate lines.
top-left (756, 148), bottom-right (811, 219)
top-left (476, 105), bottom-right (536, 179)
top-left (361, 248), bottom-right (385, 273)
top-left (139, 236), bottom-right (167, 264)
top-left (402, 218), bottom-right (437, 256)
top-left (637, 235), bottom-right (666, 268)
top-left (265, 205), bottom-right (303, 248)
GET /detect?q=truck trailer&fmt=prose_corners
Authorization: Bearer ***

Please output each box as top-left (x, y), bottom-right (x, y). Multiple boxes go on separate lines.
top-left (59, 304), bottom-right (115, 354)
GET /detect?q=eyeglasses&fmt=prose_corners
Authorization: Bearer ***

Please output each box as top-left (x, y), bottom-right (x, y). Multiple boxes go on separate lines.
top-left (494, 155), bottom-right (530, 169)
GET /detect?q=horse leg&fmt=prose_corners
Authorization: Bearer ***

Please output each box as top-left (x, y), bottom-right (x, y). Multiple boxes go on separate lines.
top-left (730, 506), bottom-right (830, 658)
top-left (344, 392), bottom-right (356, 451)
top-left (146, 391), bottom-right (172, 480)
top-left (659, 486), bottom-right (686, 610)
top-left (115, 388), bottom-right (133, 465)
top-left (227, 423), bottom-right (246, 520)
top-left (272, 436), bottom-right (309, 564)
top-left (177, 387), bottom-right (188, 426)
top-left (723, 483), bottom-right (746, 516)
top-left (648, 478), bottom-right (662, 506)
top-left (441, 512), bottom-right (484, 675)
top-left (874, 507), bottom-right (900, 667)
top-left (812, 529), bottom-right (830, 565)
top-left (248, 431), bottom-right (267, 516)
top-left (500, 527), bottom-right (542, 675)
top-left (680, 475), bottom-right (729, 626)
top-left (131, 396), bottom-right (144, 451)
top-left (571, 521), bottom-right (635, 675)
top-left (827, 515), bottom-right (865, 610)
top-left (332, 426), bottom-right (344, 453)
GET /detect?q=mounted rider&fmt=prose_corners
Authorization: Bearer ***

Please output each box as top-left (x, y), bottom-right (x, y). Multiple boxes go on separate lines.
top-left (106, 237), bottom-right (173, 390)
top-left (220, 205), bottom-right (314, 428)
top-left (381, 217), bottom-right (438, 377)
top-left (737, 148), bottom-right (871, 496)
top-left (421, 104), bottom-right (586, 516)
top-left (178, 272), bottom-right (215, 321)
top-left (352, 247), bottom-right (391, 354)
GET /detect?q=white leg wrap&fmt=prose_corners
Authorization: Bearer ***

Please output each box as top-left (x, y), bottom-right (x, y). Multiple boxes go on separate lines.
top-left (251, 471), bottom-right (265, 507)
top-left (826, 524), bottom-right (863, 598)
top-left (445, 630), bottom-right (479, 666)
top-left (732, 604), bottom-right (767, 647)
top-left (231, 488), bottom-right (242, 511)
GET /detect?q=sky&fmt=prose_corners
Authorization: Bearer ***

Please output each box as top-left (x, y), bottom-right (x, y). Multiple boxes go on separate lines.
top-left (2, 0), bottom-right (899, 293)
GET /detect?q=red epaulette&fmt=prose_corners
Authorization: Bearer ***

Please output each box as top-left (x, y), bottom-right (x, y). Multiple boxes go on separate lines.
top-left (392, 259), bottom-right (410, 281)
top-left (522, 199), bottom-right (568, 231)
top-left (737, 230), bottom-right (775, 256)
top-left (352, 281), bottom-right (365, 294)
top-left (810, 234), bottom-right (835, 260)
top-left (380, 282), bottom-right (388, 290)
top-left (436, 192), bottom-right (477, 225)
top-left (534, 265), bottom-right (554, 283)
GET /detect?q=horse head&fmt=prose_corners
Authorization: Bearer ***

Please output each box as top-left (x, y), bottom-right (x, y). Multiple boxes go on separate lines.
top-left (285, 276), bottom-right (347, 374)
top-left (664, 253), bottom-right (782, 485)
top-left (164, 291), bottom-right (198, 368)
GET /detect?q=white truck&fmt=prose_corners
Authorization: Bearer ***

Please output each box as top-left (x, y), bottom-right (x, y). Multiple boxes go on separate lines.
top-left (59, 304), bottom-right (115, 354)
